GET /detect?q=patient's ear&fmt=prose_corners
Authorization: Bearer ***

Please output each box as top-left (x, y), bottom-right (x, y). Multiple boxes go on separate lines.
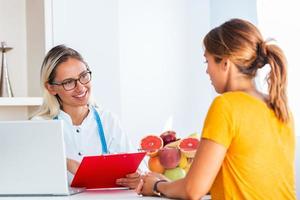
top-left (222, 58), bottom-right (231, 71)
top-left (45, 83), bottom-right (57, 95)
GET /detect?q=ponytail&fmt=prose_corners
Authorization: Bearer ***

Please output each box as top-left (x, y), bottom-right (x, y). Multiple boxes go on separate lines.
top-left (266, 44), bottom-right (289, 122)
top-left (203, 19), bottom-right (290, 122)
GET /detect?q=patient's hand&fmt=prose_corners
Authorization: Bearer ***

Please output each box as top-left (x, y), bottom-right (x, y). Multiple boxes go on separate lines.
top-left (116, 170), bottom-right (142, 189)
top-left (67, 158), bottom-right (80, 174)
top-left (146, 171), bottom-right (170, 181)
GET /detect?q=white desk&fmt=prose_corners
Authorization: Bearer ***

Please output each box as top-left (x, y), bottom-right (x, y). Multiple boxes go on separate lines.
top-left (0, 190), bottom-right (211, 200)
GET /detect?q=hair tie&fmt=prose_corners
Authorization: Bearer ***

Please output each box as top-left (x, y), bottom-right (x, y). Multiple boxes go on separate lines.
top-left (241, 42), bottom-right (268, 75)
top-left (254, 42), bottom-right (268, 69)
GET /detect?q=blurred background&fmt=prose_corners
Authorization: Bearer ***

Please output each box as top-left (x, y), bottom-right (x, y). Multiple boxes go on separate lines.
top-left (1, 0), bottom-right (299, 197)
top-left (0, 0), bottom-right (299, 185)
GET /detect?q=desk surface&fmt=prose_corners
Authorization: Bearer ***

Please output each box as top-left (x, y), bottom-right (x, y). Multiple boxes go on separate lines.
top-left (0, 190), bottom-right (211, 200)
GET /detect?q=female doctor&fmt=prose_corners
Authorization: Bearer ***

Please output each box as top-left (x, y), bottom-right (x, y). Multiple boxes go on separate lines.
top-left (34, 44), bottom-right (140, 189)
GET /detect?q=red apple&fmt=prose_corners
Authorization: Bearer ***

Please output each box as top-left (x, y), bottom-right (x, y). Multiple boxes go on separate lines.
top-left (158, 147), bottom-right (181, 169)
top-left (160, 130), bottom-right (177, 146)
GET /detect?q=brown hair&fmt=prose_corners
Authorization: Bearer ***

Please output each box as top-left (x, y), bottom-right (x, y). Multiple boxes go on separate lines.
top-left (203, 18), bottom-right (289, 122)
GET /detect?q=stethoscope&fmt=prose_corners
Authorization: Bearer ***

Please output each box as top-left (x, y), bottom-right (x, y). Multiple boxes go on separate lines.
top-left (54, 106), bottom-right (108, 154)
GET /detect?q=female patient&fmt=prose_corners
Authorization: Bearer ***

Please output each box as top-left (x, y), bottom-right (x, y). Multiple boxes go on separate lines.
top-left (34, 45), bottom-right (140, 189)
top-left (137, 18), bottom-right (296, 199)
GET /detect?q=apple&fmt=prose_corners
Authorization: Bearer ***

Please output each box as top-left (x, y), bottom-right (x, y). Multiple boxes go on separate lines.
top-left (164, 167), bottom-right (186, 181)
top-left (158, 147), bottom-right (181, 169)
top-left (160, 130), bottom-right (177, 146)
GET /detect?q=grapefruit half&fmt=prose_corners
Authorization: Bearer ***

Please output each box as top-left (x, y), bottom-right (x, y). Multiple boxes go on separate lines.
top-left (140, 135), bottom-right (163, 157)
top-left (178, 137), bottom-right (199, 158)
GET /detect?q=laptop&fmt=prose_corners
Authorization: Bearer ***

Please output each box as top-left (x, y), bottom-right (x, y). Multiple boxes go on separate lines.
top-left (0, 120), bottom-right (85, 196)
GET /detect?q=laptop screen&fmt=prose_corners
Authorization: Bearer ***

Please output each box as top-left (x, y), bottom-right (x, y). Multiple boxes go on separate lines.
top-left (0, 120), bottom-right (71, 195)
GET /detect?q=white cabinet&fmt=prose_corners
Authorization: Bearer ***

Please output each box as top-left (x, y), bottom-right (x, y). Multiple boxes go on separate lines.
top-left (0, 97), bottom-right (43, 120)
top-left (0, 97), bottom-right (42, 106)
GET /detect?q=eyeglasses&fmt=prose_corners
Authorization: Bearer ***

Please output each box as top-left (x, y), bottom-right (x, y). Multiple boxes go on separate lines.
top-left (50, 70), bottom-right (92, 91)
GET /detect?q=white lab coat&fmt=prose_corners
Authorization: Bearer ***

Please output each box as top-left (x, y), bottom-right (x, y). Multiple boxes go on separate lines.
top-left (33, 106), bottom-right (134, 160)
top-left (33, 106), bottom-right (143, 184)
top-left (57, 106), bottom-right (134, 162)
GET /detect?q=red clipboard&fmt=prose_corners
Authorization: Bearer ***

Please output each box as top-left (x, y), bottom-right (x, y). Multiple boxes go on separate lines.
top-left (71, 152), bottom-right (146, 189)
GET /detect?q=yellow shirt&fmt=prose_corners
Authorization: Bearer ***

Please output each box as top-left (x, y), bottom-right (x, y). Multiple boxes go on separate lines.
top-left (201, 92), bottom-right (296, 200)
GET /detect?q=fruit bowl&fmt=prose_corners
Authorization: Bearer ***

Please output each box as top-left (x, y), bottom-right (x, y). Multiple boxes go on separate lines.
top-left (140, 131), bottom-right (200, 181)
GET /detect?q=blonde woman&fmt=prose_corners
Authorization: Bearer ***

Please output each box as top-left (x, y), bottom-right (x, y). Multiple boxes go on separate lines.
top-left (137, 19), bottom-right (296, 199)
top-left (34, 45), bottom-right (140, 189)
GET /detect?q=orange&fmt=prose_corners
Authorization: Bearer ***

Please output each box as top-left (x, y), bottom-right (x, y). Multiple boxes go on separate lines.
top-left (148, 156), bottom-right (165, 174)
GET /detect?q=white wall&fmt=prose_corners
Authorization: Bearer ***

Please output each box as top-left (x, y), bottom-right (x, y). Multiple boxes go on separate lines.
top-left (118, 0), bottom-right (211, 147)
top-left (210, 0), bottom-right (258, 27)
top-left (51, 0), bottom-right (122, 117)
top-left (50, 0), bottom-right (211, 148)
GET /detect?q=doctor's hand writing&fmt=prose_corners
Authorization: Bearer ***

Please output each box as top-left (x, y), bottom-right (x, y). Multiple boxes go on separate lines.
top-left (67, 158), bottom-right (80, 174)
top-left (116, 170), bottom-right (142, 189)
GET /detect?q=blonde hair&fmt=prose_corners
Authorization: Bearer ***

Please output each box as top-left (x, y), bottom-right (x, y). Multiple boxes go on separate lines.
top-left (203, 18), bottom-right (289, 122)
top-left (33, 44), bottom-right (95, 119)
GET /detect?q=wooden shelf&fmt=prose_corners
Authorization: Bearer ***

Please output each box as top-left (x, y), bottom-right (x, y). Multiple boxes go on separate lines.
top-left (0, 97), bottom-right (43, 106)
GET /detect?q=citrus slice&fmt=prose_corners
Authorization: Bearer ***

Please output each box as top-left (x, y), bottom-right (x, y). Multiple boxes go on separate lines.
top-left (178, 137), bottom-right (199, 158)
top-left (140, 135), bottom-right (163, 157)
